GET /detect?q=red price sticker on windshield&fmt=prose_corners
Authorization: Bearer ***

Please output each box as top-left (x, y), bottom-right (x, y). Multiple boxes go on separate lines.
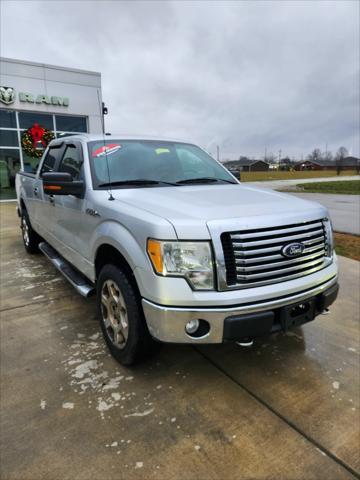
top-left (92, 144), bottom-right (121, 158)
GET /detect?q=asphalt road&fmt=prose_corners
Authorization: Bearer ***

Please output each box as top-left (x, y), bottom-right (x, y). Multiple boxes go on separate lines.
top-left (1, 202), bottom-right (359, 480)
top-left (247, 177), bottom-right (360, 235)
top-left (286, 193), bottom-right (359, 235)
top-left (247, 175), bottom-right (360, 191)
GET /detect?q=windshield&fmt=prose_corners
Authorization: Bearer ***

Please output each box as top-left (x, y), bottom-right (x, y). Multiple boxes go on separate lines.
top-left (88, 140), bottom-right (236, 188)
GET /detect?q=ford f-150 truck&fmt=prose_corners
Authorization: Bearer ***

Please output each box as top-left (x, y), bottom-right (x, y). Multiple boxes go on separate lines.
top-left (16, 134), bottom-right (339, 365)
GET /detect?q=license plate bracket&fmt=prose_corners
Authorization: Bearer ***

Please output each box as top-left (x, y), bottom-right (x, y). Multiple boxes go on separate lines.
top-left (279, 298), bottom-right (316, 332)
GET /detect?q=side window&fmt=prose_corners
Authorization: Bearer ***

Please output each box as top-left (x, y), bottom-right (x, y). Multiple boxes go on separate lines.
top-left (58, 144), bottom-right (83, 180)
top-left (40, 147), bottom-right (61, 175)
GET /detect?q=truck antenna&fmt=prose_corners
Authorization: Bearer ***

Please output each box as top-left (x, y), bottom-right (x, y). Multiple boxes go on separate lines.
top-left (97, 90), bottom-right (114, 200)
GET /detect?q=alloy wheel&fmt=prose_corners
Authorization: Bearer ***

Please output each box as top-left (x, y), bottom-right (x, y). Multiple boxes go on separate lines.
top-left (22, 216), bottom-right (30, 247)
top-left (101, 279), bottom-right (129, 349)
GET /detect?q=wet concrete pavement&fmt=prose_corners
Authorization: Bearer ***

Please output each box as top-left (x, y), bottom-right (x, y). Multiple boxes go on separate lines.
top-left (1, 202), bottom-right (359, 480)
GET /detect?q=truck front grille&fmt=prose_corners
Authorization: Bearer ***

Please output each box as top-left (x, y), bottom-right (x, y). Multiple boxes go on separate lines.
top-left (221, 219), bottom-right (328, 288)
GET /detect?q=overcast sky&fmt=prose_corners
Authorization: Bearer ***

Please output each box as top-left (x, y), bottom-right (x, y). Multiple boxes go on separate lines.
top-left (1, 0), bottom-right (359, 159)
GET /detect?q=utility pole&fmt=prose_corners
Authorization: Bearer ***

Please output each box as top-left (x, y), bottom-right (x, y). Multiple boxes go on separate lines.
top-left (264, 147), bottom-right (267, 161)
top-left (278, 149), bottom-right (282, 169)
top-left (216, 145), bottom-right (220, 162)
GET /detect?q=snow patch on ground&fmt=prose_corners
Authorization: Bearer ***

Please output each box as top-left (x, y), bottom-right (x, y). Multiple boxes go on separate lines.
top-left (72, 360), bottom-right (99, 379)
top-left (124, 408), bottom-right (154, 418)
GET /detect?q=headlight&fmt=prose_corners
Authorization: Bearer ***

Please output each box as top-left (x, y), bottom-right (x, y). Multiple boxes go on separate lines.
top-left (323, 217), bottom-right (334, 258)
top-left (147, 239), bottom-right (214, 290)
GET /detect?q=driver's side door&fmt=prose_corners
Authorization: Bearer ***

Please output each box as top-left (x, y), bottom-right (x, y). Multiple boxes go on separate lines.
top-left (50, 142), bottom-right (92, 274)
top-left (33, 144), bottom-right (65, 241)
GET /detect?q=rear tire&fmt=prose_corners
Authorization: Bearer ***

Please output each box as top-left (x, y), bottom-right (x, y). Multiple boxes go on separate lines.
top-left (21, 209), bottom-right (41, 254)
top-left (97, 264), bottom-right (159, 366)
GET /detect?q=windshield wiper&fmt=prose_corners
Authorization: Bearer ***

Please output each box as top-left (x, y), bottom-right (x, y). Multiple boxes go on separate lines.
top-left (98, 179), bottom-right (178, 187)
top-left (176, 177), bottom-right (237, 185)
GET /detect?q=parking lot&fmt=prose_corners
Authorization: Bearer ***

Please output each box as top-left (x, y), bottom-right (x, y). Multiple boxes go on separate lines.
top-left (1, 201), bottom-right (359, 480)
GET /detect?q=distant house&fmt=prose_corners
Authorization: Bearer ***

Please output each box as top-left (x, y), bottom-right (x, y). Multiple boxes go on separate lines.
top-left (224, 159), bottom-right (270, 172)
top-left (294, 157), bottom-right (360, 171)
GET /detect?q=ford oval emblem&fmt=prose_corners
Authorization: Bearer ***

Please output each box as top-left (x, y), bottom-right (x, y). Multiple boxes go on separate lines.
top-left (281, 242), bottom-right (305, 258)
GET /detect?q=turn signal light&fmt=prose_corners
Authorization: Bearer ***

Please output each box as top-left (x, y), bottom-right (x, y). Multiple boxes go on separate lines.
top-left (147, 239), bottom-right (163, 274)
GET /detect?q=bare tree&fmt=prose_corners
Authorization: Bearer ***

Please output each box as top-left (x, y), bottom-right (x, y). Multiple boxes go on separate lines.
top-left (323, 151), bottom-right (333, 162)
top-left (335, 146), bottom-right (349, 160)
top-left (307, 148), bottom-right (322, 162)
top-left (335, 146), bottom-right (349, 175)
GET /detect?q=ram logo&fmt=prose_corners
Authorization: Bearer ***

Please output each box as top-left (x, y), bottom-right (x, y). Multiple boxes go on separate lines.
top-left (0, 86), bottom-right (15, 105)
top-left (281, 242), bottom-right (305, 258)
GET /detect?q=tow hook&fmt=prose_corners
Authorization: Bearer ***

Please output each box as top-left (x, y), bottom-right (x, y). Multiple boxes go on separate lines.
top-left (236, 338), bottom-right (254, 347)
top-left (321, 308), bottom-right (330, 315)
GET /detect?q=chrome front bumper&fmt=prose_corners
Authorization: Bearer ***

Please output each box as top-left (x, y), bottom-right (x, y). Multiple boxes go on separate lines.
top-left (142, 275), bottom-right (338, 343)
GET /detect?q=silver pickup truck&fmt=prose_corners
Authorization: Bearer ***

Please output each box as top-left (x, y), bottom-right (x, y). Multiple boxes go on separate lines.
top-left (16, 134), bottom-right (339, 365)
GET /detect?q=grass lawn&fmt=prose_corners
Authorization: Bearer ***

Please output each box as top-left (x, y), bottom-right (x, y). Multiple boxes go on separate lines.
top-left (334, 232), bottom-right (360, 261)
top-left (293, 180), bottom-right (360, 195)
top-left (240, 170), bottom-right (358, 182)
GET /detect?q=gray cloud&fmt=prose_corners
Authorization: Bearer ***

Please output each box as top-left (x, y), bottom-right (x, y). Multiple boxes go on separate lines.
top-left (1, 0), bottom-right (359, 159)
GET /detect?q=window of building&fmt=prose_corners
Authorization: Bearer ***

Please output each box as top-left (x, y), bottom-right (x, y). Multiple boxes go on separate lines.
top-left (18, 112), bottom-right (54, 130)
top-left (0, 110), bottom-right (17, 129)
top-left (0, 130), bottom-right (19, 147)
top-left (58, 144), bottom-right (83, 180)
top-left (0, 110), bottom-right (88, 199)
top-left (0, 149), bottom-right (20, 200)
top-left (55, 115), bottom-right (87, 133)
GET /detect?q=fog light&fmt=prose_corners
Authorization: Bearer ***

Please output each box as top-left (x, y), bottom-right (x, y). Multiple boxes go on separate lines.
top-left (185, 319), bottom-right (200, 335)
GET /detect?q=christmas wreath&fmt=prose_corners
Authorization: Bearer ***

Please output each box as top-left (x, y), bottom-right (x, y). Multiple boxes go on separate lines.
top-left (21, 123), bottom-right (55, 158)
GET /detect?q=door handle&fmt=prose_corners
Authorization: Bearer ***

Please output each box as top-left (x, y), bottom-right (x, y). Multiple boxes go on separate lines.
top-left (33, 187), bottom-right (39, 196)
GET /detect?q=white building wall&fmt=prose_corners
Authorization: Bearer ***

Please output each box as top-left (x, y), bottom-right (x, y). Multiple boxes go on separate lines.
top-left (0, 57), bottom-right (103, 133)
top-left (0, 58), bottom-right (103, 199)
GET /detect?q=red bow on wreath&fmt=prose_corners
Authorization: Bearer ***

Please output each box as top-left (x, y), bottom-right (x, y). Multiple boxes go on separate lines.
top-left (29, 123), bottom-right (46, 148)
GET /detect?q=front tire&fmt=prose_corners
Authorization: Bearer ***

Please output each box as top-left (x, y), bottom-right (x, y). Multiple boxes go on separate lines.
top-left (21, 209), bottom-right (41, 254)
top-left (97, 264), bottom-right (159, 366)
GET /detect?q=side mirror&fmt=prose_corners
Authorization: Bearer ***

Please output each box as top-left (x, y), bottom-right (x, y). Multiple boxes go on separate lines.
top-left (42, 172), bottom-right (84, 197)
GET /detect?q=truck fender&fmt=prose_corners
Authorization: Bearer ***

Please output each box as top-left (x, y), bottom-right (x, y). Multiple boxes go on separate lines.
top-left (90, 220), bottom-right (150, 275)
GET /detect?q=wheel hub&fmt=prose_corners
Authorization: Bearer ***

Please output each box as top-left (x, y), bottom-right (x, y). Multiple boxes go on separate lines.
top-left (101, 280), bottom-right (128, 349)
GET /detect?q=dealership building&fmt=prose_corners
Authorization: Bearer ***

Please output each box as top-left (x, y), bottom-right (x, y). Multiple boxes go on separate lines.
top-left (0, 57), bottom-right (103, 200)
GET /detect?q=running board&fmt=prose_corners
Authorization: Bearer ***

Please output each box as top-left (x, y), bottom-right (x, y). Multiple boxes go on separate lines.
top-left (39, 242), bottom-right (95, 297)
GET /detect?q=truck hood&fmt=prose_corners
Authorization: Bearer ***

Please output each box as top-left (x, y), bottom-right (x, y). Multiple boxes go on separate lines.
top-left (115, 184), bottom-right (327, 238)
